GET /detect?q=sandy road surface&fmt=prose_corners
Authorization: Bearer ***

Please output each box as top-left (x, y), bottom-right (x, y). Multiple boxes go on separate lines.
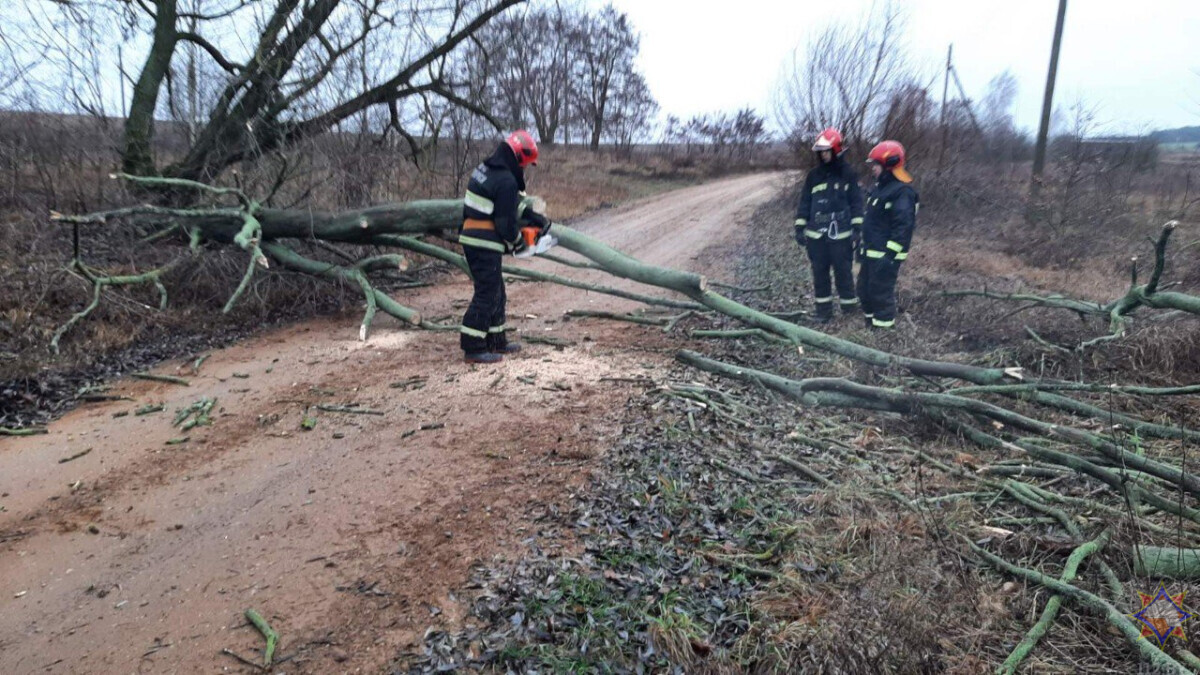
top-left (0, 172), bottom-right (787, 674)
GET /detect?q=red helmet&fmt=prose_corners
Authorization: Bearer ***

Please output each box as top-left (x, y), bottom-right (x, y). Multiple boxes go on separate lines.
top-left (505, 129), bottom-right (539, 168)
top-left (812, 127), bottom-right (844, 154)
top-left (867, 140), bottom-right (912, 183)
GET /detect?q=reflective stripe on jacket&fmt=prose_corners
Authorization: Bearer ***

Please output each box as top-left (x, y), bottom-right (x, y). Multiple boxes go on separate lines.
top-left (460, 143), bottom-right (526, 251)
top-left (861, 172), bottom-right (919, 261)
top-left (795, 157), bottom-right (864, 241)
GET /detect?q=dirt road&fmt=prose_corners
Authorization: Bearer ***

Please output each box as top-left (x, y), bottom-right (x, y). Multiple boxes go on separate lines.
top-left (0, 172), bottom-right (787, 674)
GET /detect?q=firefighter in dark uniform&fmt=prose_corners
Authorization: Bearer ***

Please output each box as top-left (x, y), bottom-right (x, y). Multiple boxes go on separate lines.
top-left (458, 130), bottom-right (549, 363)
top-left (794, 128), bottom-right (864, 323)
top-left (858, 140), bottom-right (918, 329)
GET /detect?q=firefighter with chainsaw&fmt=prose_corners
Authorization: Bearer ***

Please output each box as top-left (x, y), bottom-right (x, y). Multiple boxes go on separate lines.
top-left (794, 128), bottom-right (864, 322)
top-left (858, 140), bottom-right (918, 329)
top-left (458, 130), bottom-right (553, 364)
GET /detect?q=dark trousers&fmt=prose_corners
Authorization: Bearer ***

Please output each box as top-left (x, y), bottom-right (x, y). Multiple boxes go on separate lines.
top-left (460, 246), bottom-right (508, 353)
top-left (804, 236), bottom-right (857, 313)
top-left (857, 256), bottom-right (902, 327)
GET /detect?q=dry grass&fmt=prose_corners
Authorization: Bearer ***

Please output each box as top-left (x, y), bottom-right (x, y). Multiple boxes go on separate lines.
top-left (530, 146), bottom-right (703, 221)
top-left (692, 433), bottom-right (997, 674)
top-left (912, 233), bottom-right (1130, 301)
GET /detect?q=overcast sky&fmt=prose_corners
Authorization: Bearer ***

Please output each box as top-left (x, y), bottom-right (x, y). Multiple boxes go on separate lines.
top-left (596, 0), bottom-right (1199, 135)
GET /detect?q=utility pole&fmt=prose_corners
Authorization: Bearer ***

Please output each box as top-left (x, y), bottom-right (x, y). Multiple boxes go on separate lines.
top-left (936, 44), bottom-right (952, 175)
top-left (1030, 0), bottom-right (1068, 202)
top-left (118, 44), bottom-right (127, 119)
top-left (186, 6), bottom-right (199, 145)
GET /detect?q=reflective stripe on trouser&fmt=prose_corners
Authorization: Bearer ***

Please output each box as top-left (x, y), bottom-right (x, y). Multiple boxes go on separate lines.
top-left (857, 256), bottom-right (901, 327)
top-left (805, 237), bottom-right (855, 315)
top-left (461, 245), bottom-right (507, 354)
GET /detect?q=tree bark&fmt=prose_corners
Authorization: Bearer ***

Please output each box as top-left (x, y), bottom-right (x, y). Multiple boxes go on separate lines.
top-left (123, 0), bottom-right (179, 176)
top-left (1134, 546), bottom-right (1200, 579)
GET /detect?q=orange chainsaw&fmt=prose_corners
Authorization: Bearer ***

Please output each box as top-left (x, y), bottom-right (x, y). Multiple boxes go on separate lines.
top-left (514, 197), bottom-right (557, 259)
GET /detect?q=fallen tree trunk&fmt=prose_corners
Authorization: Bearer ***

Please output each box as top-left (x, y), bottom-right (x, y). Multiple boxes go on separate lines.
top-left (549, 227), bottom-right (1020, 385)
top-left (1133, 546), bottom-right (1200, 579)
top-left (261, 243), bottom-right (421, 339)
top-left (54, 177), bottom-right (1199, 447)
top-left (676, 351), bottom-right (1200, 500)
top-left (62, 176), bottom-right (1019, 384)
top-left (945, 222), bottom-right (1200, 350)
top-left (371, 234), bottom-right (703, 311)
top-left (675, 350), bottom-right (1200, 524)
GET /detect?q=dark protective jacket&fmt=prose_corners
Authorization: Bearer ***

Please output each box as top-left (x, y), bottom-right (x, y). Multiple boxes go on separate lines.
top-left (795, 156), bottom-right (864, 241)
top-left (860, 171), bottom-right (919, 262)
top-left (460, 143), bottom-right (527, 253)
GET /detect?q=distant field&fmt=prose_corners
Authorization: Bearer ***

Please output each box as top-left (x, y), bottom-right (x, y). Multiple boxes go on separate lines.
top-left (1159, 141), bottom-right (1200, 154)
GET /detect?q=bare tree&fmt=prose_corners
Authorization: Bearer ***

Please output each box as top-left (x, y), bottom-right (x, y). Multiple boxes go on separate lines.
top-left (773, 2), bottom-right (909, 157)
top-left (659, 114), bottom-right (682, 156)
top-left (879, 82), bottom-right (935, 159)
top-left (731, 108), bottom-right (768, 161)
top-left (0, 12), bottom-right (46, 106)
top-left (606, 70), bottom-right (657, 154)
top-left (668, 109), bottom-right (769, 163)
top-left (574, 4), bottom-right (639, 151)
top-left (466, 2), bottom-right (653, 152)
top-left (14, 0), bottom-right (524, 188)
top-left (980, 70), bottom-right (1018, 134)
top-left (1026, 99), bottom-right (1151, 241)
top-left (467, 5), bottom-right (570, 143)
top-left (975, 70), bottom-right (1029, 161)
top-left (525, 6), bottom-right (577, 146)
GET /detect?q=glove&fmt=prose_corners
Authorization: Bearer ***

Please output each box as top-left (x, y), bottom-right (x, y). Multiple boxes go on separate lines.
top-left (509, 234), bottom-right (528, 256)
top-left (511, 226), bottom-right (541, 258)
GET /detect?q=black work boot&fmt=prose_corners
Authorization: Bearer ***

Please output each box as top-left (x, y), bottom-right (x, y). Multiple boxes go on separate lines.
top-left (464, 352), bottom-right (503, 365)
top-left (489, 333), bottom-right (521, 355)
top-left (813, 303), bottom-right (833, 324)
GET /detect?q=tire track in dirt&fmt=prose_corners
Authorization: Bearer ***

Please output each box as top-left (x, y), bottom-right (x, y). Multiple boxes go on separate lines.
top-left (0, 172), bottom-right (788, 674)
